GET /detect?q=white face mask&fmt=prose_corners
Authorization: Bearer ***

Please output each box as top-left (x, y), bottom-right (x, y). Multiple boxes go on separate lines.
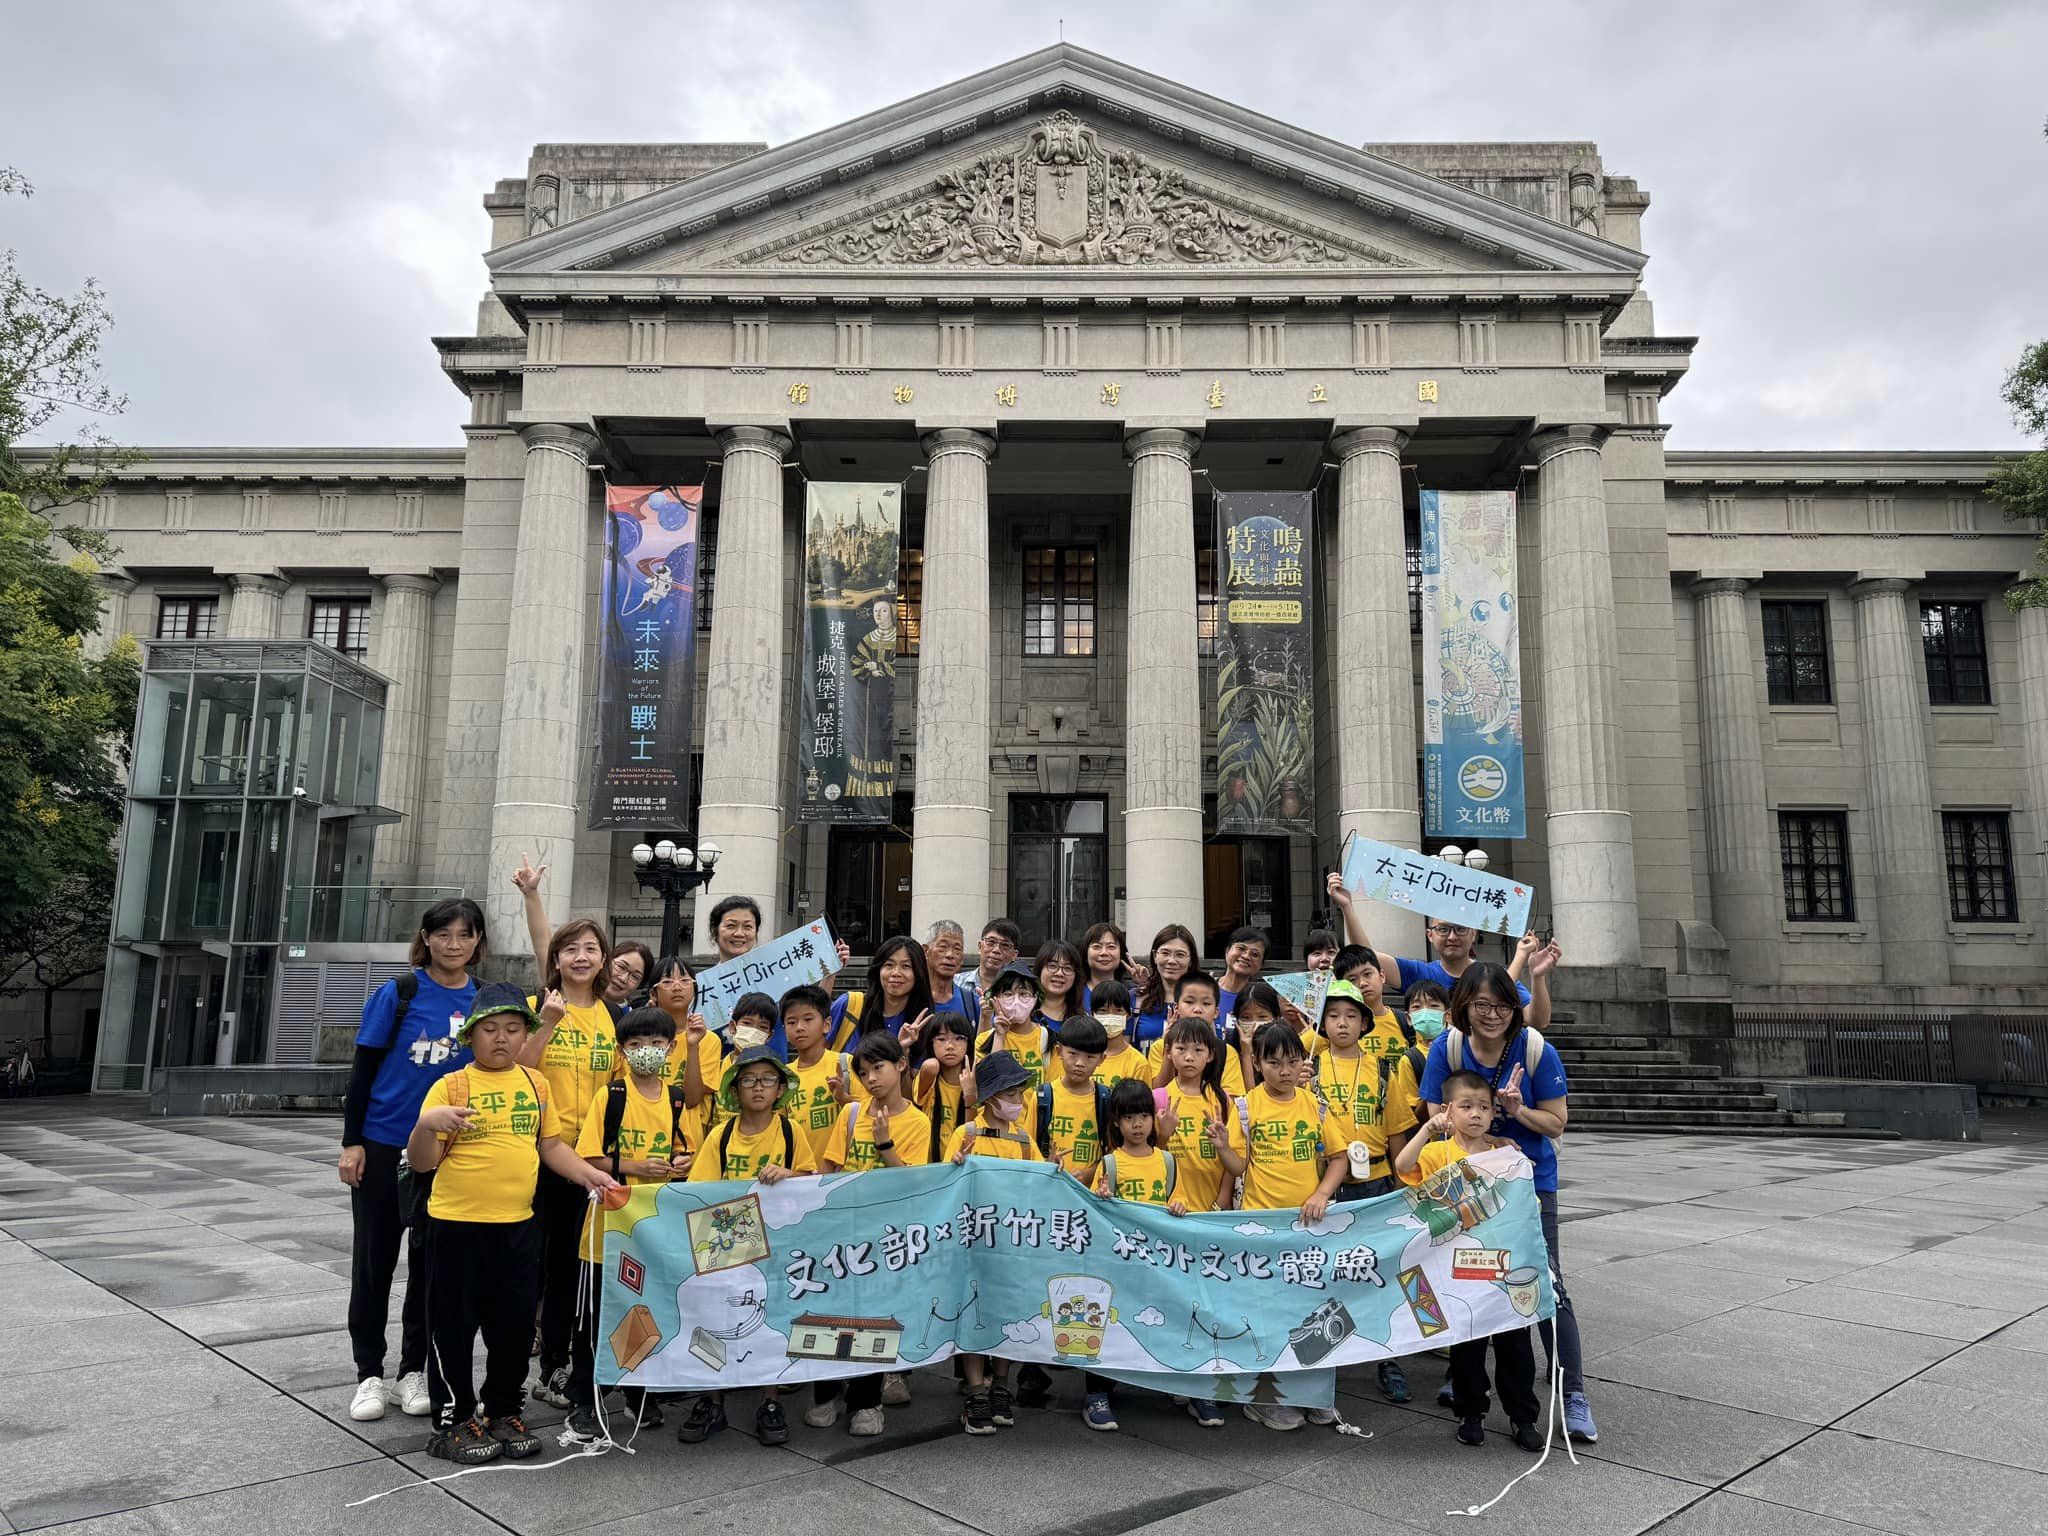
top-left (622, 1043), bottom-right (671, 1076)
top-left (1096, 1013), bottom-right (1128, 1039)
top-left (989, 1097), bottom-right (1024, 1123)
top-left (995, 993), bottom-right (1034, 1025)
top-left (730, 1023), bottom-right (770, 1051)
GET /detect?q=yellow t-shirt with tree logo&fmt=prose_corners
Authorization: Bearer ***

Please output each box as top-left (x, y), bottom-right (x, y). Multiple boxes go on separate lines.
top-left (422, 1065), bottom-right (557, 1223)
top-left (574, 1078), bottom-right (694, 1260)
top-left (822, 1100), bottom-right (933, 1172)
top-left (1102, 1146), bottom-right (1175, 1205)
top-left (1239, 1084), bottom-right (1338, 1211)
top-left (529, 997), bottom-right (617, 1143)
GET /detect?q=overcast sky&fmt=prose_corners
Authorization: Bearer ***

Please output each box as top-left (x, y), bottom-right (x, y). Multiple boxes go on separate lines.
top-left (5, 0), bottom-right (2043, 452)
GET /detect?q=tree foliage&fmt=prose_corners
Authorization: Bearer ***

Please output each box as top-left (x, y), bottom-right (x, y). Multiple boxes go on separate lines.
top-left (1993, 341), bottom-right (2048, 610)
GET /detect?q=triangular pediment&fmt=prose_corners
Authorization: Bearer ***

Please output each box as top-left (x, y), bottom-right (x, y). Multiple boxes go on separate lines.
top-left (488, 46), bottom-right (1646, 284)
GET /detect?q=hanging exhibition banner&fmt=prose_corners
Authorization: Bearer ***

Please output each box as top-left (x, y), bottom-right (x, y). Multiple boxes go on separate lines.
top-left (1420, 489), bottom-right (1527, 839)
top-left (692, 918), bottom-right (844, 1033)
top-left (796, 482), bottom-right (902, 824)
top-left (596, 1149), bottom-right (1552, 1402)
top-left (1338, 832), bottom-right (1534, 936)
top-left (1214, 491), bottom-right (1315, 836)
top-left (590, 484), bottom-right (702, 831)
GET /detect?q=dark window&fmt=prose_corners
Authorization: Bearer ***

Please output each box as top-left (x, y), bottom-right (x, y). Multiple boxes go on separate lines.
top-left (697, 509), bottom-right (717, 632)
top-left (1762, 600), bottom-right (1832, 705)
top-left (1779, 811), bottom-right (1854, 922)
top-left (1922, 601), bottom-right (1990, 705)
top-left (897, 546), bottom-right (922, 658)
top-left (156, 596), bottom-right (218, 639)
top-left (1007, 796), bottom-right (1108, 949)
top-left (1023, 546), bottom-right (1096, 657)
top-left (1944, 812), bottom-right (2017, 922)
top-left (1407, 539), bottom-right (1424, 636)
top-left (1196, 546), bottom-right (1220, 659)
top-left (308, 598), bottom-right (370, 660)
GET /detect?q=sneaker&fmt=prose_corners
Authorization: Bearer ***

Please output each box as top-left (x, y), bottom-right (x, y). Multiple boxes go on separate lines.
top-left (804, 1396), bottom-right (842, 1429)
top-left (848, 1407), bottom-right (885, 1437)
top-left (395, 1370), bottom-right (431, 1417)
top-left (1188, 1399), bottom-right (1225, 1428)
top-left (989, 1382), bottom-right (1015, 1427)
top-left (1016, 1361), bottom-right (1053, 1406)
top-left (1377, 1360), bottom-right (1411, 1404)
top-left (531, 1366), bottom-right (573, 1410)
top-left (1082, 1393), bottom-right (1118, 1432)
top-left (1243, 1402), bottom-right (1305, 1432)
top-left (1305, 1406), bottom-right (1339, 1426)
top-left (1437, 1376), bottom-right (1456, 1409)
top-left (1563, 1391), bottom-right (1599, 1444)
top-left (677, 1395), bottom-right (726, 1444)
top-left (1512, 1421), bottom-right (1544, 1453)
top-left (880, 1372), bottom-right (911, 1407)
top-left (564, 1406), bottom-right (605, 1444)
top-left (349, 1376), bottom-right (390, 1422)
top-left (485, 1414), bottom-right (542, 1460)
top-left (962, 1389), bottom-right (997, 1436)
top-left (628, 1395), bottom-right (664, 1430)
top-left (427, 1418), bottom-right (502, 1464)
top-left (1457, 1416), bottom-right (1485, 1447)
top-left (756, 1398), bottom-right (789, 1445)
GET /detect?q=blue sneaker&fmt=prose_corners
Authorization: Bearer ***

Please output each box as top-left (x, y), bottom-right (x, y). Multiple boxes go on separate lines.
top-left (1563, 1391), bottom-right (1598, 1443)
top-left (1378, 1360), bottom-right (1411, 1404)
top-left (1082, 1393), bottom-right (1119, 1432)
top-left (1188, 1399), bottom-right (1225, 1428)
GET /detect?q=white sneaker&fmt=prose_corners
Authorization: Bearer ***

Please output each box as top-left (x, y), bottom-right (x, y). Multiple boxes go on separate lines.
top-left (1305, 1406), bottom-right (1339, 1426)
top-left (349, 1376), bottom-right (390, 1422)
top-left (803, 1397), bottom-right (841, 1428)
top-left (880, 1373), bottom-right (911, 1406)
top-left (848, 1407), bottom-right (885, 1437)
top-left (395, 1370), bottom-right (431, 1417)
top-left (1243, 1401), bottom-right (1305, 1432)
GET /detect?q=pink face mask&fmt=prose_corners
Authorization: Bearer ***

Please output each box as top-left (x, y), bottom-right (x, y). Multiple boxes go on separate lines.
top-left (989, 1097), bottom-right (1024, 1123)
top-left (995, 993), bottom-right (1034, 1024)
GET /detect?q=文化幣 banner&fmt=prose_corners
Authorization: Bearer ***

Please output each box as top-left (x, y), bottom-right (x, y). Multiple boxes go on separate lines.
top-left (590, 484), bottom-right (701, 831)
top-left (1421, 489), bottom-right (1526, 839)
top-left (1214, 490), bottom-right (1315, 836)
top-left (596, 1148), bottom-right (1552, 1404)
top-left (796, 482), bottom-right (901, 824)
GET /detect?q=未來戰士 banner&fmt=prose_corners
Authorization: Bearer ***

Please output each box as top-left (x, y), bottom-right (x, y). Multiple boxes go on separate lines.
top-left (1214, 490), bottom-right (1315, 836)
top-left (1420, 488), bottom-right (1526, 839)
top-left (590, 484), bottom-right (701, 831)
top-left (796, 482), bottom-right (901, 824)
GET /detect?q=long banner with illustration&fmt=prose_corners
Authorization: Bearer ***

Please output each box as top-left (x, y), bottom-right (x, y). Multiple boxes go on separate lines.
top-left (590, 484), bottom-right (702, 830)
top-left (796, 481), bottom-right (902, 824)
top-left (596, 1148), bottom-right (1552, 1406)
top-left (1420, 489), bottom-right (1526, 840)
top-left (1214, 490), bottom-right (1315, 836)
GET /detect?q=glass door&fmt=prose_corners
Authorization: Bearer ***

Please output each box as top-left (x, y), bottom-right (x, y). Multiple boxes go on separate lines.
top-left (1007, 796), bottom-right (1108, 951)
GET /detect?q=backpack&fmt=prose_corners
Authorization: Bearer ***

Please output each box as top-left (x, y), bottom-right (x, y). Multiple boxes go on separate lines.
top-left (1443, 1024), bottom-right (1547, 1084)
top-left (714, 1113), bottom-right (796, 1178)
top-left (440, 1064), bottom-right (548, 1138)
top-left (1377, 1044), bottom-right (1428, 1111)
top-left (830, 993), bottom-right (866, 1052)
top-left (1036, 1081), bottom-right (1113, 1163)
top-left (393, 972), bottom-right (419, 1035)
top-left (601, 1078), bottom-right (689, 1178)
top-left (1100, 1149), bottom-right (1178, 1203)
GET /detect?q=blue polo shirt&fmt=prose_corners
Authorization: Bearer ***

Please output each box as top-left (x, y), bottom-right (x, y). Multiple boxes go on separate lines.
top-left (354, 970), bottom-right (477, 1146)
top-left (1418, 1028), bottom-right (1568, 1191)
top-left (1396, 958), bottom-right (1531, 1006)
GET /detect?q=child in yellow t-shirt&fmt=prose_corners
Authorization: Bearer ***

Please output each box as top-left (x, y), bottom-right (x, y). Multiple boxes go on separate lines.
top-left (1143, 970), bottom-right (1248, 1097)
top-left (1395, 1071), bottom-right (1539, 1451)
top-left (679, 1045), bottom-right (814, 1448)
top-left (1087, 982), bottom-right (1153, 1090)
top-left (942, 1051), bottom-right (1041, 1436)
top-left (1037, 1014), bottom-right (1110, 1185)
top-left (1156, 1015), bottom-right (1240, 1216)
top-left (906, 1010), bottom-right (973, 1163)
top-left (1387, 981), bottom-right (1449, 1188)
top-left (973, 963), bottom-right (1053, 1137)
top-left (408, 983), bottom-right (618, 1466)
top-left (780, 984), bottom-right (865, 1169)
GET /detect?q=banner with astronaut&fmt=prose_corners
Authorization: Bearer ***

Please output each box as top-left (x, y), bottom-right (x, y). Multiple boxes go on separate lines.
top-left (796, 481), bottom-right (902, 824)
top-left (591, 483), bottom-right (702, 831)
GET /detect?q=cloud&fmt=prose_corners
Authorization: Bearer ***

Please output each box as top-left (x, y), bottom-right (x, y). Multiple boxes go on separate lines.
top-left (1133, 1306), bottom-right (1165, 1327)
top-left (755, 1176), bottom-right (834, 1229)
top-left (1002, 1318), bottom-right (1044, 1346)
top-left (1233, 1220), bottom-right (1274, 1236)
top-left (1294, 1208), bottom-right (1355, 1236)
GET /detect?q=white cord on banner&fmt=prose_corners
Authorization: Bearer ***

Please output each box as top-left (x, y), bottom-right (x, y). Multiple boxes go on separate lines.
top-left (1446, 1348), bottom-right (1579, 1519)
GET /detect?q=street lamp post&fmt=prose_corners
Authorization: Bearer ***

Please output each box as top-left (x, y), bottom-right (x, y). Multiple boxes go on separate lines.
top-left (630, 836), bottom-right (722, 960)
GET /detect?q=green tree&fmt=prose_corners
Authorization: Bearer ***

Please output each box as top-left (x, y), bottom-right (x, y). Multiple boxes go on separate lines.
top-left (1993, 340), bottom-right (2048, 610)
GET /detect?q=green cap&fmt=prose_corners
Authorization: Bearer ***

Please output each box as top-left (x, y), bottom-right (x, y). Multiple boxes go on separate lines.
top-left (457, 981), bottom-right (541, 1044)
top-left (1320, 978), bottom-right (1370, 1021)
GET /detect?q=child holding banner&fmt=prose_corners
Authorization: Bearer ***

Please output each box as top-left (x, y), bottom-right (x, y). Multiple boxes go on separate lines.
top-left (1326, 870), bottom-right (1532, 1005)
top-left (943, 1051), bottom-right (1042, 1434)
top-left (1386, 981), bottom-right (1450, 1188)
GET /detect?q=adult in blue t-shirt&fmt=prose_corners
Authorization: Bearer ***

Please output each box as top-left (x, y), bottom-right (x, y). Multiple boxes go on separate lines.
top-left (338, 897), bottom-right (485, 1423)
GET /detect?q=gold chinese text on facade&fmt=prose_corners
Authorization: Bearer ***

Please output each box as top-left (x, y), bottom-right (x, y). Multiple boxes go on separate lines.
top-left (892, 385), bottom-right (915, 405)
top-left (994, 384), bottom-right (1018, 408)
top-left (1207, 379), bottom-right (1226, 410)
top-left (787, 382), bottom-right (811, 405)
top-left (1418, 380), bottom-right (1439, 404)
top-left (1100, 382), bottom-right (1121, 407)
top-left (1309, 382), bottom-right (1328, 404)
top-left (758, 111), bottom-right (1412, 269)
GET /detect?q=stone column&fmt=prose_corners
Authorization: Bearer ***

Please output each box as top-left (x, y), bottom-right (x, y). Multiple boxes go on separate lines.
top-left (373, 574), bottom-right (439, 884)
top-left (692, 426), bottom-right (794, 955)
top-left (1531, 425), bottom-right (1639, 964)
top-left (1850, 577), bottom-right (1948, 983)
top-left (225, 573), bottom-right (286, 638)
top-left (1691, 578), bottom-right (1779, 982)
top-left (1332, 426), bottom-right (1423, 959)
top-left (1124, 427), bottom-right (1205, 949)
top-left (84, 571), bottom-right (136, 660)
top-left (485, 423), bottom-right (598, 959)
top-left (2017, 599), bottom-right (2048, 861)
top-left (910, 429), bottom-right (996, 940)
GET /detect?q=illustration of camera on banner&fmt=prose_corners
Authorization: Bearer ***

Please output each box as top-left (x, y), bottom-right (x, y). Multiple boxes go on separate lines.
top-left (1043, 1275), bottom-right (1117, 1363)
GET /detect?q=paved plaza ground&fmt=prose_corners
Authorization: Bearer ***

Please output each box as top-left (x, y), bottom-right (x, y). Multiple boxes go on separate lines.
top-left (1, 1102), bottom-right (2044, 1535)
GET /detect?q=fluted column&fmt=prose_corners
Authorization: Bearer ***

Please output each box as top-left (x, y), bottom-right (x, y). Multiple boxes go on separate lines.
top-left (1531, 425), bottom-right (1639, 964)
top-left (373, 574), bottom-right (439, 884)
top-left (1124, 427), bottom-right (1205, 947)
top-left (911, 429), bottom-right (996, 940)
top-left (486, 423), bottom-right (598, 959)
top-left (84, 571), bottom-right (136, 660)
top-left (2018, 599), bottom-right (2048, 862)
top-left (1692, 578), bottom-right (1779, 982)
top-left (692, 426), bottom-right (795, 955)
top-left (1333, 426), bottom-right (1423, 960)
top-left (1851, 577), bottom-right (1948, 983)
top-left (225, 573), bottom-right (286, 638)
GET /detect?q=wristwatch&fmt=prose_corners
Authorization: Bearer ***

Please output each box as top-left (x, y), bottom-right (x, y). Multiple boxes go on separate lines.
top-left (873, 1139), bottom-right (896, 1152)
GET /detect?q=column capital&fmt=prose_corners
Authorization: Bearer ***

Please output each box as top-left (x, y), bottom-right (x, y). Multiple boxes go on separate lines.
top-left (1689, 576), bottom-right (1753, 600)
top-left (227, 571), bottom-right (288, 597)
top-left (1124, 426), bottom-right (1200, 464)
top-left (715, 424), bottom-right (794, 461)
top-left (379, 573), bottom-right (441, 597)
top-left (1849, 575), bottom-right (1913, 603)
top-left (1331, 425), bottom-right (1411, 460)
top-left (920, 427), bottom-right (996, 462)
top-left (517, 422), bottom-right (599, 460)
top-left (1528, 423), bottom-right (1611, 463)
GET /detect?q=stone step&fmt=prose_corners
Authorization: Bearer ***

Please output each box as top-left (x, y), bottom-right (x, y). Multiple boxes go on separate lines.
top-left (1541, 1034), bottom-right (1654, 1052)
top-left (1569, 1106), bottom-right (1791, 1129)
top-left (1563, 1061), bottom-right (1727, 1081)
top-left (1572, 1091), bottom-right (1782, 1111)
top-left (1575, 1121), bottom-right (1901, 1140)
top-left (1569, 1049), bottom-right (1688, 1066)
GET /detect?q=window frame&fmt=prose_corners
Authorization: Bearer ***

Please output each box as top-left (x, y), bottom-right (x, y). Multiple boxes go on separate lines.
top-left (1022, 544), bottom-right (1098, 659)
top-left (1778, 809), bottom-right (1855, 923)
top-left (155, 595), bottom-right (220, 640)
top-left (897, 545), bottom-right (923, 659)
top-left (1196, 545), bottom-right (1220, 659)
top-left (1943, 810), bottom-right (2019, 923)
top-left (307, 596), bottom-right (372, 661)
top-left (1761, 598), bottom-right (1833, 706)
top-left (696, 508), bottom-right (717, 633)
top-left (1921, 599), bottom-right (1991, 706)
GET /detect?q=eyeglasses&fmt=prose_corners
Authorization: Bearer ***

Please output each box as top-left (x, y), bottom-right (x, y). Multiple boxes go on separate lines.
top-left (1467, 1001), bottom-right (1515, 1019)
top-left (1427, 924), bottom-right (1470, 937)
top-left (735, 1075), bottom-right (781, 1091)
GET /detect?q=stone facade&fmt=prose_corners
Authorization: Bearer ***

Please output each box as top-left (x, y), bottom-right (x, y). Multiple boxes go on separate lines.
top-left (43, 47), bottom-right (2048, 1072)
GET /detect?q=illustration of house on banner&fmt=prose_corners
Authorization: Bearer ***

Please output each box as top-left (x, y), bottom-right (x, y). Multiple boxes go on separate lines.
top-left (788, 1313), bottom-right (905, 1364)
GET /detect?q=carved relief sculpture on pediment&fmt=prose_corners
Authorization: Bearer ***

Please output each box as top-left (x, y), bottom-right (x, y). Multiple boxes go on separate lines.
top-left (748, 111), bottom-right (1416, 269)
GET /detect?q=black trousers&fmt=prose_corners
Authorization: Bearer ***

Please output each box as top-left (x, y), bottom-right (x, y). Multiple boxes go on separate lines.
top-left (535, 1166), bottom-right (588, 1374)
top-left (572, 1259), bottom-right (657, 1416)
top-left (812, 1375), bottom-right (883, 1411)
top-left (427, 1217), bottom-right (542, 1428)
top-left (1449, 1325), bottom-right (1539, 1425)
top-left (346, 1139), bottom-right (433, 1381)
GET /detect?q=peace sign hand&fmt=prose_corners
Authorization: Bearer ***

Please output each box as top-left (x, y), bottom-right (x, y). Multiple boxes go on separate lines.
top-left (1497, 1064), bottom-right (1526, 1118)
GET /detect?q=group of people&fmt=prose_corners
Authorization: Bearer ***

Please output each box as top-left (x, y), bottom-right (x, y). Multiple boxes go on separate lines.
top-left (339, 862), bottom-right (1598, 1470)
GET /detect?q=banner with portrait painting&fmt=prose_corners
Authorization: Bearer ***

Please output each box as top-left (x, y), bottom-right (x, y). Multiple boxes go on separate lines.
top-left (1420, 489), bottom-right (1527, 840)
top-left (796, 482), bottom-right (901, 824)
top-left (590, 483), bottom-right (701, 831)
top-left (1214, 490), bottom-right (1315, 836)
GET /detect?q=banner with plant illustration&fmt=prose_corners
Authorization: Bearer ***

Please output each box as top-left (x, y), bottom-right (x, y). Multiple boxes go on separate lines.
top-left (796, 481), bottom-right (901, 825)
top-left (1214, 491), bottom-right (1315, 836)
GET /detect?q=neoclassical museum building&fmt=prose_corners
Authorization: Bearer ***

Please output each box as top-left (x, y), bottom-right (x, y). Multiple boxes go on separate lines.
top-left (59, 47), bottom-right (2048, 1093)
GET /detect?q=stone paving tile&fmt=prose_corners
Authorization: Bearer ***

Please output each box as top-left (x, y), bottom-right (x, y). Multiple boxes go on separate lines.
top-left (1749, 1280), bottom-right (2020, 1341)
top-left (569, 1465), bottom-right (989, 1536)
top-left (0, 1310), bottom-right (199, 1379)
top-left (0, 1258), bottom-right (138, 1327)
top-left (22, 1462), bottom-right (505, 1536)
top-left (1726, 1428), bottom-right (2048, 1536)
top-left (1124, 1482), bottom-right (1438, 1536)
top-left (1837, 1376), bottom-right (2048, 1473)
top-left (1645, 1490), bottom-right (1901, 1536)
top-left (1531, 1379), bottom-right (1814, 1486)
top-left (63, 1246), bottom-right (349, 1309)
top-left (1986, 1309), bottom-right (2048, 1354)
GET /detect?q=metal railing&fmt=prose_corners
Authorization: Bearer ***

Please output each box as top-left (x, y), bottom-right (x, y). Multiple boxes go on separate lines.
top-left (1733, 1007), bottom-right (2048, 1088)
